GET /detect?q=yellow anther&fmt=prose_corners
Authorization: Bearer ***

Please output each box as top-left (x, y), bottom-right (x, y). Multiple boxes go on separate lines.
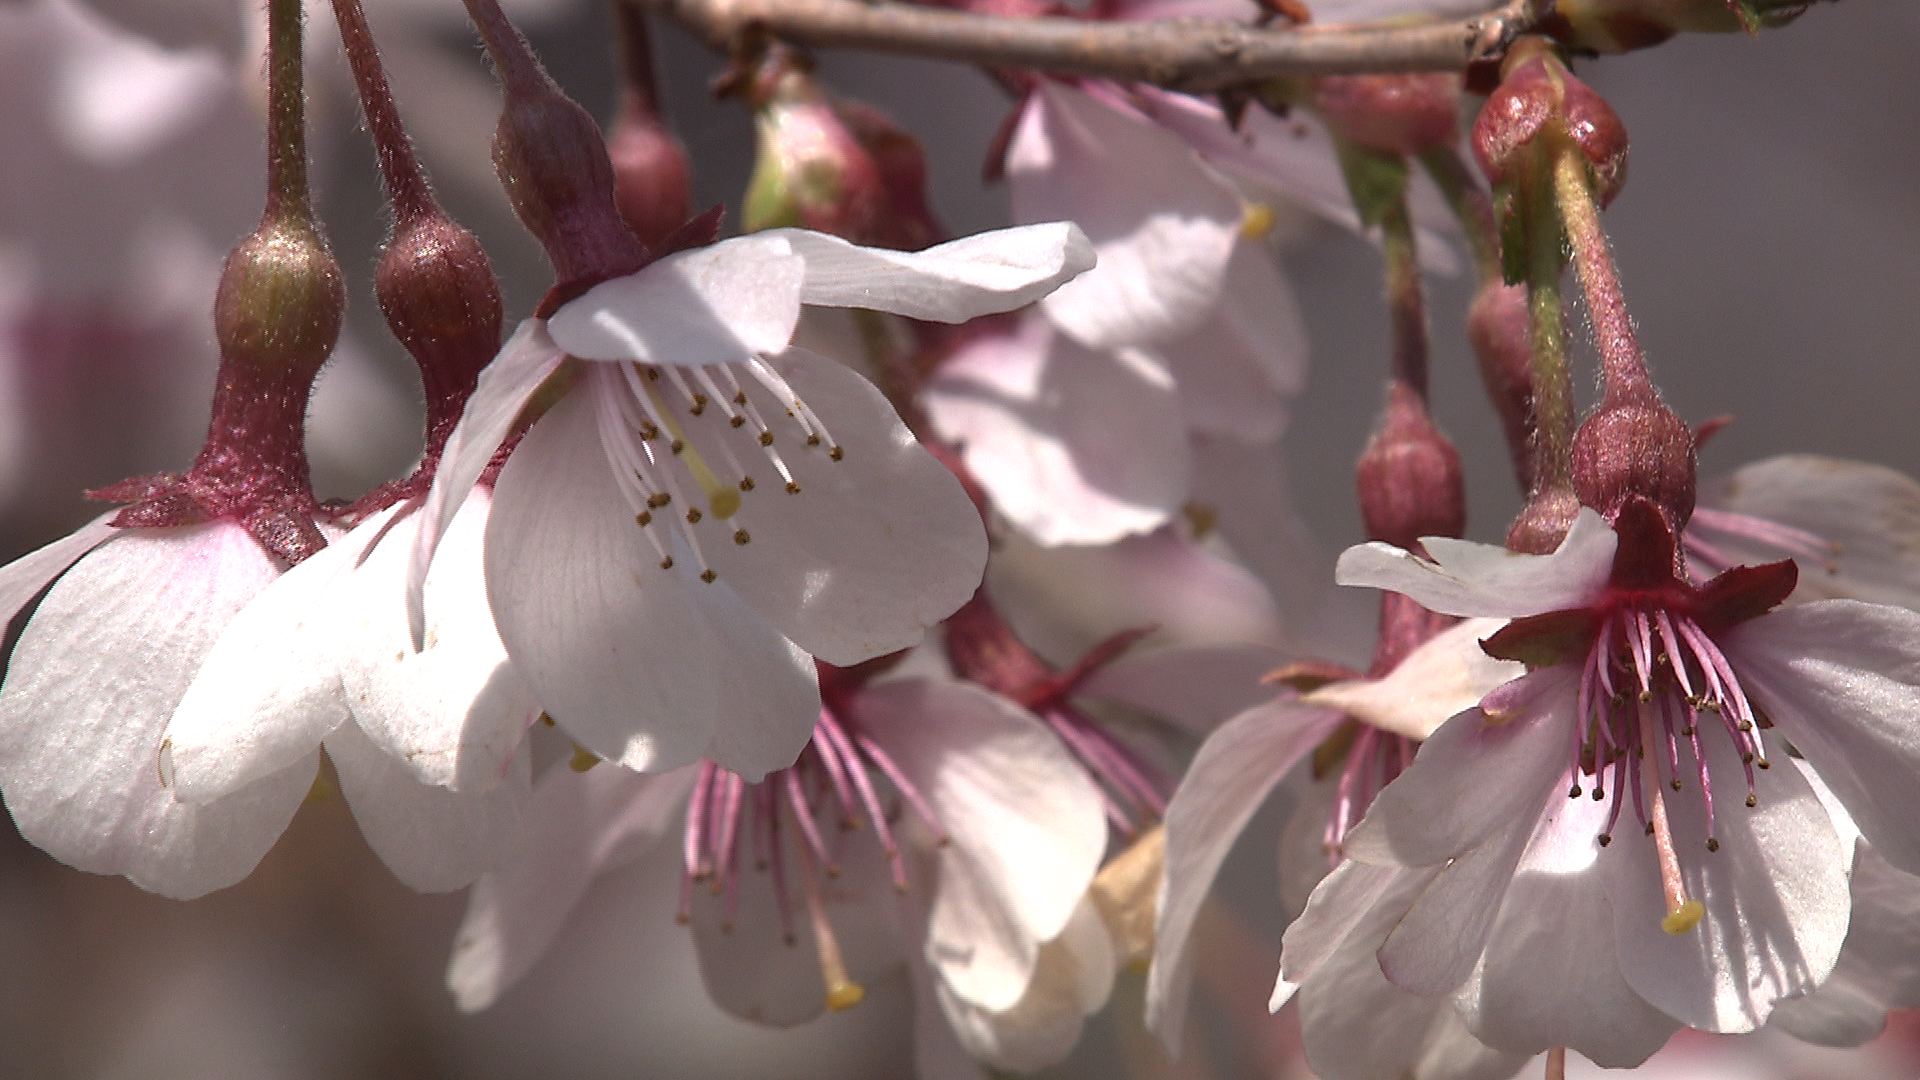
top-left (1661, 899), bottom-right (1705, 935)
top-left (1240, 202), bottom-right (1277, 240)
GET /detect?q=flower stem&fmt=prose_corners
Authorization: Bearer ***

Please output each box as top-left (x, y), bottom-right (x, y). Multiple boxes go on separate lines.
top-left (263, 0), bottom-right (312, 226)
top-left (1381, 194), bottom-right (1429, 400)
top-left (1524, 153), bottom-right (1575, 494)
top-left (1552, 144), bottom-right (1653, 401)
top-left (329, 0), bottom-right (435, 223)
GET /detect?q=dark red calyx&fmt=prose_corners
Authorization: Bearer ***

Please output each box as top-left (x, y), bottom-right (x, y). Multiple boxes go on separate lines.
top-left (1355, 383), bottom-right (1466, 552)
top-left (1571, 393), bottom-right (1697, 531)
top-left (1313, 73), bottom-right (1461, 158)
top-left (1472, 44), bottom-right (1629, 206)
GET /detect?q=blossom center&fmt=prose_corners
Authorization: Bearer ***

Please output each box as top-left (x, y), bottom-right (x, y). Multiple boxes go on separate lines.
top-left (590, 359), bottom-right (845, 584)
top-left (676, 706), bottom-right (944, 1011)
top-left (1572, 604), bottom-right (1770, 934)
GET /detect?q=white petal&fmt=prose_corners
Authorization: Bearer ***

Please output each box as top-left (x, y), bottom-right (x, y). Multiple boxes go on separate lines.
top-left (487, 386), bottom-right (818, 779)
top-left (1149, 698), bottom-right (1343, 1053)
top-left (1456, 799), bottom-right (1677, 1065)
top-left (767, 223), bottom-right (1094, 322)
top-left (325, 720), bottom-right (530, 893)
top-left (1303, 619), bottom-right (1521, 741)
top-left (1770, 843), bottom-right (1920, 1047)
top-left (1081, 641), bottom-right (1291, 735)
top-left (1377, 813), bottom-right (1538, 997)
top-left (342, 496), bottom-right (539, 792)
top-left (694, 349), bottom-right (986, 666)
top-left (923, 315), bottom-right (1190, 546)
top-left (1725, 600), bottom-right (1920, 878)
top-left (938, 898), bottom-right (1115, 1072)
top-left (0, 510), bottom-right (119, 620)
top-left (1604, 728), bottom-right (1850, 1033)
top-left (1147, 242), bottom-right (1306, 442)
top-left (1697, 455), bottom-right (1920, 608)
top-left (163, 512), bottom-right (378, 802)
top-left (1335, 508), bottom-right (1618, 618)
top-left (410, 319), bottom-right (566, 646)
top-left (853, 679), bottom-right (1106, 1012)
top-left (986, 527), bottom-right (1286, 666)
top-left (1274, 859), bottom-right (1416, 1009)
top-left (1008, 83), bottom-right (1243, 349)
top-left (909, 951), bottom-right (994, 1080)
top-left (547, 234), bottom-right (804, 365)
top-left (0, 524), bottom-right (311, 897)
top-left (447, 764), bottom-right (691, 1010)
top-left (1342, 667), bottom-right (1577, 869)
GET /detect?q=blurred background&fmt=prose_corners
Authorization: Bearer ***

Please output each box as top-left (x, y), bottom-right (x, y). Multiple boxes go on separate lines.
top-left (2, 0), bottom-right (1918, 1076)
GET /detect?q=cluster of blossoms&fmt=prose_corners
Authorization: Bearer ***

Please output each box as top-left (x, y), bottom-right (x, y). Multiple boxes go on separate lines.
top-left (3, 0), bottom-right (1918, 1076)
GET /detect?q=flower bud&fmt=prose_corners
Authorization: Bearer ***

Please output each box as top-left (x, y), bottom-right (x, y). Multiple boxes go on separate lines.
top-left (1506, 485), bottom-right (1581, 554)
top-left (1472, 46), bottom-right (1629, 206)
top-left (1542, 0), bottom-right (1810, 53)
top-left (607, 109), bottom-right (693, 252)
top-left (1355, 383), bottom-right (1466, 551)
top-left (492, 81), bottom-right (647, 288)
top-left (1467, 281), bottom-right (1537, 493)
top-left (1571, 392), bottom-right (1696, 529)
top-left (742, 53), bottom-right (940, 249)
top-left (1312, 73), bottom-right (1461, 158)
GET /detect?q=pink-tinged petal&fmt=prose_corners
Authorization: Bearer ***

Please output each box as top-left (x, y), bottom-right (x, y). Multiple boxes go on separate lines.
top-left (487, 387), bottom-right (819, 780)
top-left (924, 315), bottom-right (1189, 546)
top-left (0, 524), bottom-right (311, 898)
top-left (1296, 871), bottom-right (1523, 1080)
top-left (853, 679), bottom-right (1106, 1012)
top-left (1725, 600), bottom-right (1920, 877)
top-left (1149, 698), bottom-right (1343, 1053)
top-left (410, 319), bottom-right (566, 646)
top-left (1770, 842), bottom-right (1920, 1047)
top-left (1303, 618), bottom-right (1521, 741)
top-left (1147, 242), bottom-right (1306, 443)
top-left (1603, 728), bottom-right (1849, 1033)
top-left (1336, 509), bottom-right (1617, 619)
top-left (766, 223), bottom-right (1094, 322)
top-left (547, 234), bottom-right (804, 365)
top-left (1081, 642), bottom-right (1291, 735)
top-left (324, 720), bottom-right (530, 893)
top-left (0, 510), bottom-right (118, 620)
top-left (1697, 456), bottom-right (1920, 608)
top-left (987, 527), bottom-right (1286, 666)
top-left (939, 897), bottom-right (1114, 1072)
top-left (1377, 811), bottom-right (1538, 997)
top-left (341, 496), bottom-right (539, 792)
top-left (693, 349), bottom-right (985, 666)
top-left (447, 764), bottom-right (692, 1010)
top-left (1342, 667), bottom-right (1576, 868)
top-left (1273, 859), bottom-right (1419, 1010)
top-left (1456, 797), bottom-right (1677, 1065)
top-left (163, 514), bottom-right (379, 802)
top-left (1008, 83), bottom-right (1243, 349)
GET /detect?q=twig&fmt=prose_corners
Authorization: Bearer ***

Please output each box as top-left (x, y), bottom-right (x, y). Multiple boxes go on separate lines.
top-left (626, 0), bottom-right (1544, 91)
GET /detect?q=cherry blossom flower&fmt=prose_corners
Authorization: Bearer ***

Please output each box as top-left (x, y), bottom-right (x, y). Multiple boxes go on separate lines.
top-left (445, 674), bottom-right (1107, 1077)
top-left (1286, 500), bottom-right (1920, 1067)
top-left (410, 223), bottom-right (1092, 782)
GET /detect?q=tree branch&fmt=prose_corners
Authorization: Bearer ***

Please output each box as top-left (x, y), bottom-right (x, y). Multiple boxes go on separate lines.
top-left (625, 0), bottom-right (1544, 92)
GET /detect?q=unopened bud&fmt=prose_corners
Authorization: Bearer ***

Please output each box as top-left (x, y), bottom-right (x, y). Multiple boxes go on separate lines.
top-left (1506, 485), bottom-right (1582, 554)
top-left (1472, 45), bottom-right (1629, 206)
top-left (742, 53), bottom-right (940, 249)
top-left (1571, 393), bottom-right (1696, 529)
top-left (1467, 282), bottom-right (1537, 493)
top-left (215, 220), bottom-right (345, 382)
top-left (1312, 74), bottom-right (1461, 158)
top-left (1542, 0), bottom-right (1810, 53)
top-left (1355, 383), bottom-right (1466, 550)
top-left (608, 110), bottom-right (693, 251)
top-left (493, 83), bottom-right (646, 286)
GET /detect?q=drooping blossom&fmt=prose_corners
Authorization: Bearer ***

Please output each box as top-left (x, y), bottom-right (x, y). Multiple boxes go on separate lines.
top-left (446, 670), bottom-right (1107, 1078)
top-left (409, 222), bottom-right (1093, 782)
top-left (1281, 500), bottom-right (1920, 1070)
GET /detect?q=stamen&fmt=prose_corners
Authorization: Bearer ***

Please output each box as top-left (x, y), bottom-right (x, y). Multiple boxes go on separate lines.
top-left (795, 837), bottom-right (865, 1012)
top-left (746, 356), bottom-right (843, 461)
top-left (818, 711), bottom-right (906, 890)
